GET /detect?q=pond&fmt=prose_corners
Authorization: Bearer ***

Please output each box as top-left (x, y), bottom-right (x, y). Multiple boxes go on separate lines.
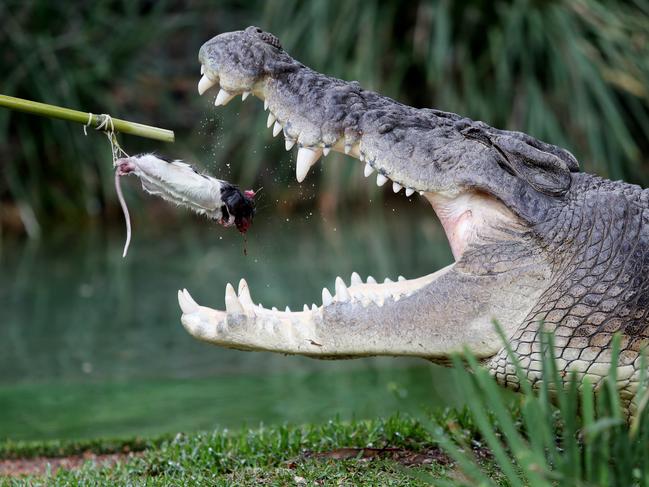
top-left (0, 202), bottom-right (464, 441)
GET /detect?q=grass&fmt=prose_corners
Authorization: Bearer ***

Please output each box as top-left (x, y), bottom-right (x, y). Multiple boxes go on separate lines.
top-left (428, 328), bottom-right (649, 487)
top-left (0, 414), bottom-right (478, 485)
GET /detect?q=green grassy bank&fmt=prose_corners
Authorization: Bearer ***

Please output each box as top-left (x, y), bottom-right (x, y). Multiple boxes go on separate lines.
top-left (1, 414), bottom-right (479, 485)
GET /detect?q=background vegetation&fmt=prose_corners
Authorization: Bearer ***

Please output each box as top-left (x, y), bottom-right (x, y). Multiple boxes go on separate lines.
top-left (1, 0), bottom-right (648, 237)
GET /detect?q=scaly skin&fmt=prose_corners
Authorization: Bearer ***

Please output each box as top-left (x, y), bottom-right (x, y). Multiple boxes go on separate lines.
top-left (178, 26), bottom-right (649, 414)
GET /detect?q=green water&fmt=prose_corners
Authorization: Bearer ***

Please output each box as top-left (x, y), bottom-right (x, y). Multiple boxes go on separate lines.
top-left (0, 205), bottom-right (460, 441)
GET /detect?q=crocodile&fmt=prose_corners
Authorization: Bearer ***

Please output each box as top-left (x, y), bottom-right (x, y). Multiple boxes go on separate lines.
top-left (177, 26), bottom-right (649, 412)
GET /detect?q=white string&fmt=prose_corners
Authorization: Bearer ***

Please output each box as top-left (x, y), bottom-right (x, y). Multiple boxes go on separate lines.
top-left (83, 113), bottom-right (132, 258)
top-left (96, 114), bottom-right (130, 161)
top-left (83, 112), bottom-right (92, 136)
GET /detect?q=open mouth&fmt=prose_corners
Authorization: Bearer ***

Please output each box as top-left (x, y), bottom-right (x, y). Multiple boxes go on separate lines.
top-left (179, 64), bottom-right (504, 339)
top-left (175, 28), bottom-right (559, 359)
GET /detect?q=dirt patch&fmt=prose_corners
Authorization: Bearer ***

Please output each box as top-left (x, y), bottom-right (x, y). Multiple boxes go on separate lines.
top-left (302, 446), bottom-right (452, 466)
top-left (0, 451), bottom-right (139, 477)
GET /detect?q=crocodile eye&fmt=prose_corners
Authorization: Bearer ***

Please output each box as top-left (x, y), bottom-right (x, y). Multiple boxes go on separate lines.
top-left (245, 26), bottom-right (282, 49)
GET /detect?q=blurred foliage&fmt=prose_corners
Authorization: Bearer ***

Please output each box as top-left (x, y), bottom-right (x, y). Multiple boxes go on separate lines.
top-left (1, 0), bottom-right (648, 235)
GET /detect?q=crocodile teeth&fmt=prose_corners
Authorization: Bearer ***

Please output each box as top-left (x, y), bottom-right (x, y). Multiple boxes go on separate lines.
top-left (405, 188), bottom-right (415, 197)
top-left (376, 174), bottom-right (388, 186)
top-left (335, 277), bottom-right (351, 302)
top-left (272, 121), bottom-right (282, 137)
top-left (267, 113), bottom-right (276, 128)
top-left (241, 91), bottom-right (251, 101)
top-left (323, 147), bottom-right (331, 156)
top-left (225, 283), bottom-right (244, 313)
top-left (347, 143), bottom-right (360, 158)
top-left (363, 163), bottom-right (374, 177)
top-left (322, 288), bottom-right (333, 306)
top-left (285, 139), bottom-right (295, 151)
top-left (296, 147), bottom-right (323, 183)
top-left (350, 272), bottom-right (362, 286)
top-left (264, 99), bottom-right (269, 111)
top-left (303, 304), bottom-right (309, 312)
top-left (392, 182), bottom-right (402, 193)
top-left (214, 89), bottom-right (235, 106)
top-left (398, 275), bottom-right (406, 282)
top-left (237, 278), bottom-right (254, 307)
top-left (178, 289), bottom-right (199, 314)
top-left (367, 276), bottom-right (377, 284)
top-left (285, 306), bottom-right (291, 312)
top-left (198, 74), bottom-right (217, 95)
top-left (384, 278), bottom-right (393, 283)
top-left (311, 304), bottom-right (318, 311)
top-left (200, 65), bottom-right (205, 75)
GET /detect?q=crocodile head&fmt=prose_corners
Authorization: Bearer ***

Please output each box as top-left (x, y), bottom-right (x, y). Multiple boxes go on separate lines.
top-left (182, 27), bottom-right (649, 399)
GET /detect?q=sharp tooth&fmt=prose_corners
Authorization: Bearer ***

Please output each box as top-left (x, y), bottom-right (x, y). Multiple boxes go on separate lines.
top-left (242, 91), bottom-right (251, 101)
top-left (344, 144), bottom-right (351, 154)
top-left (419, 191), bottom-right (424, 196)
top-left (225, 283), bottom-right (244, 313)
top-left (273, 121), bottom-right (282, 137)
top-left (267, 113), bottom-right (276, 128)
top-left (364, 163), bottom-right (374, 177)
top-left (359, 153), bottom-right (365, 162)
top-left (303, 304), bottom-right (309, 312)
top-left (376, 174), bottom-right (388, 186)
top-left (405, 188), bottom-right (415, 197)
top-left (392, 182), bottom-right (402, 193)
top-left (183, 289), bottom-right (199, 307)
top-left (198, 75), bottom-right (217, 95)
top-left (322, 288), bottom-right (333, 306)
top-left (347, 143), bottom-right (360, 158)
top-left (296, 147), bottom-right (322, 183)
top-left (367, 276), bottom-right (377, 284)
top-left (200, 65), bottom-right (205, 75)
top-left (398, 275), bottom-right (406, 282)
top-left (285, 306), bottom-right (291, 312)
top-left (272, 306), bottom-right (278, 312)
top-left (214, 89), bottom-right (235, 106)
top-left (384, 278), bottom-right (393, 283)
top-left (285, 139), bottom-right (295, 151)
top-left (264, 99), bottom-right (269, 111)
top-left (311, 304), bottom-right (318, 311)
top-left (178, 289), bottom-right (199, 314)
top-left (323, 147), bottom-right (331, 156)
top-left (238, 278), bottom-right (249, 295)
top-left (238, 278), bottom-right (254, 306)
top-left (335, 277), bottom-right (351, 302)
top-left (350, 272), bottom-right (362, 286)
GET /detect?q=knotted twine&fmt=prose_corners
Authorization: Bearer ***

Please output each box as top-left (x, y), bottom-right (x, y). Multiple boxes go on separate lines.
top-left (84, 113), bottom-right (132, 258)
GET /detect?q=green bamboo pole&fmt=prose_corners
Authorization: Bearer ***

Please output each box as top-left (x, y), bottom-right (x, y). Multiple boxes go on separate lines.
top-left (0, 94), bottom-right (175, 143)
